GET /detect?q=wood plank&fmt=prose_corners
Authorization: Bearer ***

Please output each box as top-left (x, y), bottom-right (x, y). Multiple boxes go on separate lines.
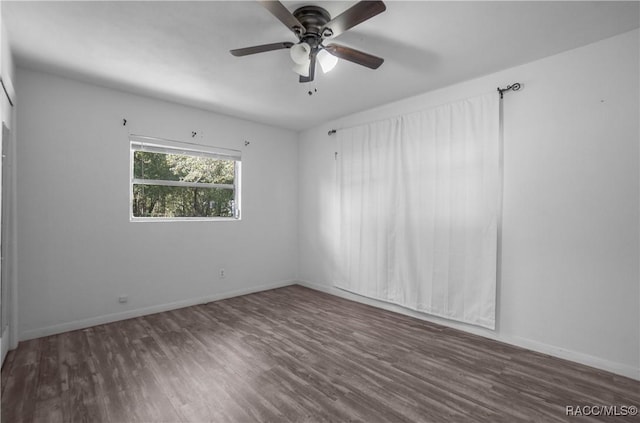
top-left (33, 336), bottom-right (63, 423)
top-left (56, 331), bottom-right (107, 422)
top-left (1, 339), bottom-right (42, 423)
top-left (1, 348), bottom-right (17, 396)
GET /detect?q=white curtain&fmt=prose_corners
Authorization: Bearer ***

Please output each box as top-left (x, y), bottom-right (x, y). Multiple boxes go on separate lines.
top-left (336, 93), bottom-right (500, 329)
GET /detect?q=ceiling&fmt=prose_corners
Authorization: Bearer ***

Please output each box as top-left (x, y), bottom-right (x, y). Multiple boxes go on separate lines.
top-left (4, 1), bottom-right (639, 131)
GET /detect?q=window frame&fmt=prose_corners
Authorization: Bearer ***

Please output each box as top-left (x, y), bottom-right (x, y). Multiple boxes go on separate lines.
top-left (129, 135), bottom-right (241, 222)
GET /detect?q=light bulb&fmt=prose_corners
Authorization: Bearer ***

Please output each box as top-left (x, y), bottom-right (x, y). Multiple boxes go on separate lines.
top-left (290, 43), bottom-right (311, 65)
top-left (317, 49), bottom-right (338, 73)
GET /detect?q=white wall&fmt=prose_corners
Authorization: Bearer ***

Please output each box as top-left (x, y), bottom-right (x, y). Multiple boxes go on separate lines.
top-left (16, 68), bottom-right (298, 339)
top-left (298, 29), bottom-right (640, 379)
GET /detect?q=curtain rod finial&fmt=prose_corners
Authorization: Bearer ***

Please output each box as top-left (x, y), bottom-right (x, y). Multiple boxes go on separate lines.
top-left (497, 82), bottom-right (522, 99)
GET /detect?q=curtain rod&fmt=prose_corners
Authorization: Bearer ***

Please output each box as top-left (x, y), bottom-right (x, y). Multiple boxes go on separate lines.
top-left (497, 82), bottom-right (521, 99)
top-left (328, 82), bottom-right (522, 136)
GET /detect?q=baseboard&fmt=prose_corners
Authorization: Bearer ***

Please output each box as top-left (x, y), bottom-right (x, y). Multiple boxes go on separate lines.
top-left (296, 280), bottom-right (640, 381)
top-left (498, 333), bottom-right (640, 381)
top-left (18, 279), bottom-right (639, 381)
top-left (20, 280), bottom-right (297, 341)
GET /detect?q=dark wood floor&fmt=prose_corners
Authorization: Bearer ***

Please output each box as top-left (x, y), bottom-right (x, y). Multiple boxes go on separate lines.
top-left (2, 285), bottom-right (638, 422)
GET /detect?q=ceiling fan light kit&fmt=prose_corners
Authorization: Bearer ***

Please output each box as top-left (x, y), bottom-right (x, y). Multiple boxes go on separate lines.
top-left (290, 42), bottom-right (311, 65)
top-left (292, 61), bottom-right (311, 77)
top-left (230, 0), bottom-right (386, 83)
top-left (317, 49), bottom-right (338, 73)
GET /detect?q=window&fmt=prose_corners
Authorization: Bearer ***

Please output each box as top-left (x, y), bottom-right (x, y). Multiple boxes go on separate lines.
top-left (130, 136), bottom-right (241, 221)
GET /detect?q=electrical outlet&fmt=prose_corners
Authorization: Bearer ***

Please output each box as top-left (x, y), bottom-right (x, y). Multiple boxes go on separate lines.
top-left (118, 295), bottom-right (128, 304)
top-left (219, 269), bottom-right (225, 279)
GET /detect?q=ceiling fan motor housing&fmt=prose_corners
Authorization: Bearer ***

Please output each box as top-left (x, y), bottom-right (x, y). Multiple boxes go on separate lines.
top-left (293, 6), bottom-right (332, 47)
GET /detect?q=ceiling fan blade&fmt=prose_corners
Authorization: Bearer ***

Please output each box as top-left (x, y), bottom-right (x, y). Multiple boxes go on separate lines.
top-left (299, 53), bottom-right (317, 83)
top-left (258, 0), bottom-right (306, 37)
top-left (322, 1), bottom-right (386, 38)
top-left (325, 44), bottom-right (384, 69)
top-left (230, 42), bottom-right (293, 57)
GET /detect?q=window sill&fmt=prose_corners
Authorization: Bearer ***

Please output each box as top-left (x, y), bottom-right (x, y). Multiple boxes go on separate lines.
top-left (130, 217), bottom-right (241, 223)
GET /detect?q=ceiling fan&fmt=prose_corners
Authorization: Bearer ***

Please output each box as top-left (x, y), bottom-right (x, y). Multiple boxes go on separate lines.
top-left (230, 0), bottom-right (386, 83)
